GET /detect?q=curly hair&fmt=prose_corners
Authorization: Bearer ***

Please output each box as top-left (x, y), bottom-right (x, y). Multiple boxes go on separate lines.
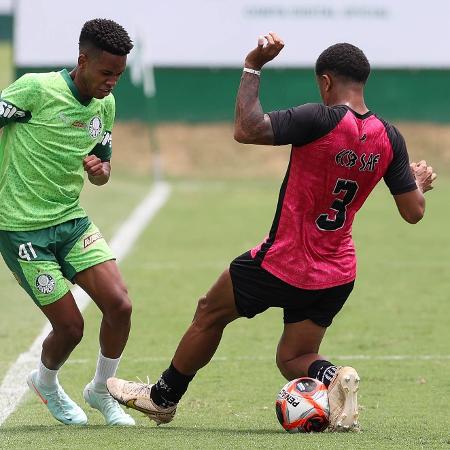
top-left (315, 43), bottom-right (370, 84)
top-left (79, 18), bottom-right (133, 56)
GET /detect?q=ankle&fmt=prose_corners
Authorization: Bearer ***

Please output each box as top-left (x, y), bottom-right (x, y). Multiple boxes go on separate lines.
top-left (93, 351), bottom-right (121, 386)
top-left (88, 380), bottom-right (108, 393)
top-left (151, 362), bottom-right (195, 407)
top-left (307, 360), bottom-right (337, 387)
top-left (37, 360), bottom-right (59, 390)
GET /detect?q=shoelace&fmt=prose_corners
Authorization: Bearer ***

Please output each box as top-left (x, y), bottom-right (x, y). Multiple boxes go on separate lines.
top-left (131, 376), bottom-right (152, 398)
top-left (136, 375), bottom-right (151, 384)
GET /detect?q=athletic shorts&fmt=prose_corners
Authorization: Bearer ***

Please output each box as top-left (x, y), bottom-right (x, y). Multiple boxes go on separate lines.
top-left (0, 217), bottom-right (115, 307)
top-left (229, 251), bottom-right (354, 327)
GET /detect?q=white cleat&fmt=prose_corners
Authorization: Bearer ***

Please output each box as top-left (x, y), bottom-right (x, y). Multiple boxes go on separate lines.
top-left (83, 382), bottom-right (135, 426)
top-left (27, 370), bottom-right (87, 425)
top-left (106, 377), bottom-right (176, 425)
top-left (327, 366), bottom-right (360, 432)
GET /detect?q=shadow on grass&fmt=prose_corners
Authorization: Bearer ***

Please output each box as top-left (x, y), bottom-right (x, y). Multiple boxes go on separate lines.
top-left (160, 426), bottom-right (284, 435)
top-left (2, 425), bottom-right (284, 435)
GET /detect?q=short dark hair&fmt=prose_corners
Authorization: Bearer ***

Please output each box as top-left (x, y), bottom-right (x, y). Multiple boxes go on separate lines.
top-left (79, 18), bottom-right (133, 56)
top-left (315, 43), bottom-right (370, 84)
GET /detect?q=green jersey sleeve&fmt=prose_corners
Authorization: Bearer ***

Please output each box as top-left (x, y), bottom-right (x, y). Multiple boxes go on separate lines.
top-left (89, 94), bottom-right (115, 162)
top-left (0, 74), bottom-right (39, 128)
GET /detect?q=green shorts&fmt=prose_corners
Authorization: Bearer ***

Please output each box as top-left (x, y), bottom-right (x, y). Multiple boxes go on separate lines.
top-left (0, 217), bottom-right (115, 307)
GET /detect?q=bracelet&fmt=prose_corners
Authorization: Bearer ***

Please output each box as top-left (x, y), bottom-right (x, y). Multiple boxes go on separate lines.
top-left (243, 67), bottom-right (261, 76)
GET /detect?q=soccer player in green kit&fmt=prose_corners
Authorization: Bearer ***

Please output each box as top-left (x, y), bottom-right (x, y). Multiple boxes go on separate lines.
top-left (0, 19), bottom-right (135, 425)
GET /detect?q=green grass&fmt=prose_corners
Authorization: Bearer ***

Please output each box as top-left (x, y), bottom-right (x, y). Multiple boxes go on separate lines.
top-left (1, 175), bottom-right (449, 449)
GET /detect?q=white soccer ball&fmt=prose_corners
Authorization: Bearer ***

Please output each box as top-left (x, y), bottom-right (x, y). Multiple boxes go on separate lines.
top-left (275, 377), bottom-right (330, 433)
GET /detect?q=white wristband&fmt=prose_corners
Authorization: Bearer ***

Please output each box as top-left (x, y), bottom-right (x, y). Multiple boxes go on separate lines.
top-left (243, 67), bottom-right (261, 76)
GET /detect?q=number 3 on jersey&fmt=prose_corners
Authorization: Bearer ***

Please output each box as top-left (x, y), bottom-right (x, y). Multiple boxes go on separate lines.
top-left (19, 242), bottom-right (38, 261)
top-left (316, 179), bottom-right (359, 231)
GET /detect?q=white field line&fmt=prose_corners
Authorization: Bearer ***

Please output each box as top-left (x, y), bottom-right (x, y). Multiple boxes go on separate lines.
top-left (60, 354), bottom-right (450, 365)
top-left (0, 181), bottom-right (171, 426)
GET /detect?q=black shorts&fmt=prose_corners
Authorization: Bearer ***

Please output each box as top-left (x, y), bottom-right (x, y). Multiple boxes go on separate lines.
top-left (229, 251), bottom-right (354, 327)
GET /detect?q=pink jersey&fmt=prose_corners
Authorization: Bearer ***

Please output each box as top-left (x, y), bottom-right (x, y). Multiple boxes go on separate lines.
top-left (251, 104), bottom-right (416, 289)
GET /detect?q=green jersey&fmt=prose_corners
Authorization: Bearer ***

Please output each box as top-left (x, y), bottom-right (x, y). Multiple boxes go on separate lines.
top-left (0, 69), bottom-right (114, 231)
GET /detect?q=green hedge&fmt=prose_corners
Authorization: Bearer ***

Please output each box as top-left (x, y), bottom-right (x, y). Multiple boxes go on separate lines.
top-left (16, 67), bottom-right (450, 123)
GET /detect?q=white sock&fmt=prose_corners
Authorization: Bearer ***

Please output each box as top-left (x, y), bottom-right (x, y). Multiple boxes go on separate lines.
top-left (92, 351), bottom-right (121, 389)
top-left (37, 360), bottom-right (58, 390)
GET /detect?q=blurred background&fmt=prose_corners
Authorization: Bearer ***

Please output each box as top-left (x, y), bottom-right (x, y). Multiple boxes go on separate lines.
top-left (0, 1), bottom-right (449, 446)
top-left (1, 0), bottom-right (449, 180)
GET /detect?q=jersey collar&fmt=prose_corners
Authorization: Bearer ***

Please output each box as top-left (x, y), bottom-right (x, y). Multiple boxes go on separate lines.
top-left (60, 69), bottom-right (92, 106)
top-left (344, 105), bottom-right (373, 120)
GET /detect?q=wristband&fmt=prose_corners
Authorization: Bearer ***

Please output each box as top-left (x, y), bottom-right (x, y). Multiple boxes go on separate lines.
top-left (243, 67), bottom-right (261, 76)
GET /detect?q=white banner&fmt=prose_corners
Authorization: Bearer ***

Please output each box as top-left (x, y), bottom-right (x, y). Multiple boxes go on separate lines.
top-left (0, 0), bottom-right (12, 13)
top-left (14, 0), bottom-right (450, 68)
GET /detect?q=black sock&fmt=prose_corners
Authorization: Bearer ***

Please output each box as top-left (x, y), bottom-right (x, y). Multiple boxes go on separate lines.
top-left (308, 360), bottom-right (337, 387)
top-left (150, 362), bottom-right (196, 407)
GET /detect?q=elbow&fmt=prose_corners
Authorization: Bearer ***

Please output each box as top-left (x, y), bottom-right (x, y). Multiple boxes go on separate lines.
top-left (403, 208), bottom-right (425, 224)
top-left (233, 127), bottom-right (252, 144)
top-left (234, 130), bottom-right (254, 144)
top-left (233, 130), bottom-right (245, 143)
top-left (396, 190), bottom-right (425, 224)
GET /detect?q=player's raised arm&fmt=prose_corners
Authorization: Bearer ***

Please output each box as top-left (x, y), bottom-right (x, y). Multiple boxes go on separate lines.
top-left (234, 32), bottom-right (284, 145)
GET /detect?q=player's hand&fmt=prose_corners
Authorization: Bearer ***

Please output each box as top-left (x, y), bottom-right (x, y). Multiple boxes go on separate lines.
top-left (410, 160), bottom-right (437, 193)
top-left (83, 155), bottom-right (107, 177)
top-left (244, 32), bottom-right (284, 70)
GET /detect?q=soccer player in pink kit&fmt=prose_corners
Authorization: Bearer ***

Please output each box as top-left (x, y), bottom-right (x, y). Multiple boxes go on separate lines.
top-left (107, 33), bottom-right (436, 431)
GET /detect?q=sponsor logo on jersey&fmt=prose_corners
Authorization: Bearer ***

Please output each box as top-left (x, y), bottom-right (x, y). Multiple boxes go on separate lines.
top-left (35, 274), bottom-right (56, 294)
top-left (0, 100), bottom-right (26, 119)
top-left (83, 231), bottom-right (103, 249)
top-left (72, 120), bottom-right (86, 129)
top-left (336, 149), bottom-right (358, 168)
top-left (88, 116), bottom-right (103, 138)
top-left (359, 153), bottom-right (381, 172)
top-left (336, 149), bottom-right (380, 172)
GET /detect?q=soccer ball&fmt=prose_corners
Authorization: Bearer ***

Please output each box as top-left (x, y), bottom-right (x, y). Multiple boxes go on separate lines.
top-left (275, 377), bottom-right (330, 433)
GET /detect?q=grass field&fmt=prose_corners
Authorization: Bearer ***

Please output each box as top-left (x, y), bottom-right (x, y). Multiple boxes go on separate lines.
top-left (0, 125), bottom-right (449, 449)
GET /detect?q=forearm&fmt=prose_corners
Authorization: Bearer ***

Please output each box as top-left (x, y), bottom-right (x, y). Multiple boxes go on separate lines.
top-left (234, 72), bottom-right (266, 143)
top-left (394, 189), bottom-right (425, 224)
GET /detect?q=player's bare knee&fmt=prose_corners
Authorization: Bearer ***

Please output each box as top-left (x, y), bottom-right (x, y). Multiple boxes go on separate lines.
top-left (195, 295), bottom-right (234, 327)
top-left (276, 350), bottom-right (300, 380)
top-left (191, 300), bottom-right (224, 333)
top-left (194, 295), bottom-right (210, 316)
top-left (276, 355), bottom-right (289, 379)
top-left (57, 320), bottom-right (84, 346)
top-left (104, 290), bottom-right (132, 325)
